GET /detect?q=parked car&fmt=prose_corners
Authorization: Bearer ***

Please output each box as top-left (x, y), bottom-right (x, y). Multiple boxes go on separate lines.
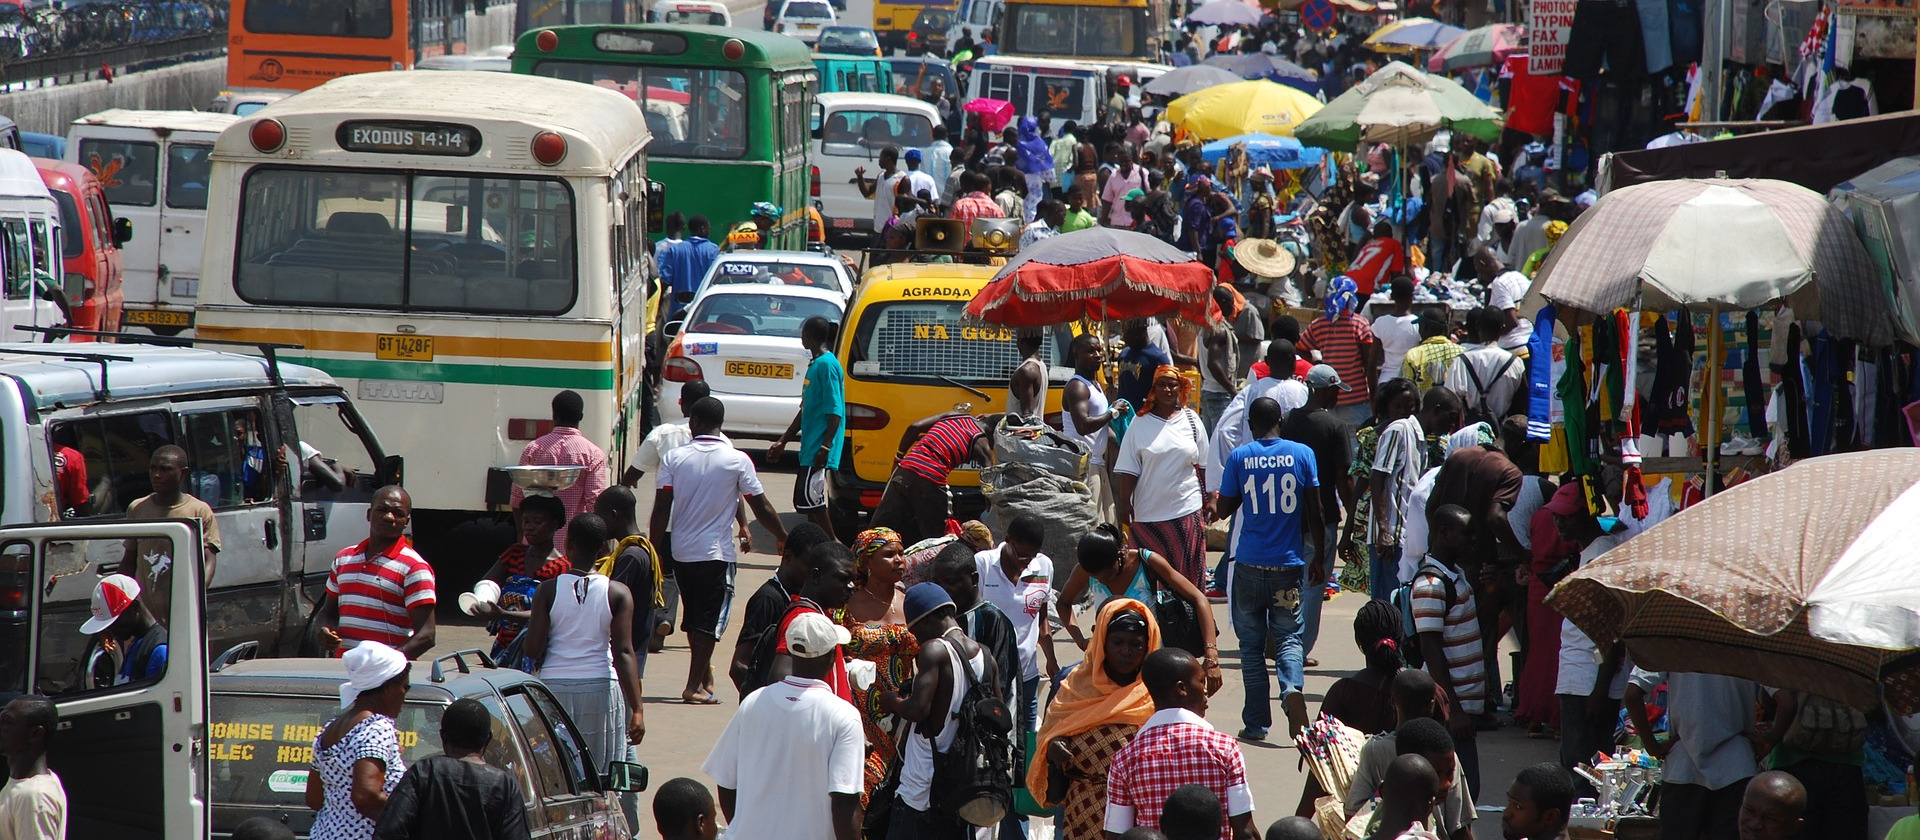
top-left (907, 8), bottom-right (951, 55)
top-left (660, 282), bottom-right (847, 438)
top-left (772, 0), bottom-right (835, 43)
top-left (209, 651), bottom-right (646, 838)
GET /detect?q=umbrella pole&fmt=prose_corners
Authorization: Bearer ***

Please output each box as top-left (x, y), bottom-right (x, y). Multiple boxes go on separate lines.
top-left (1704, 310), bottom-right (1722, 497)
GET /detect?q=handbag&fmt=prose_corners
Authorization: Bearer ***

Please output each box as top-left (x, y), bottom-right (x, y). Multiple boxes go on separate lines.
top-left (1147, 564), bottom-right (1206, 656)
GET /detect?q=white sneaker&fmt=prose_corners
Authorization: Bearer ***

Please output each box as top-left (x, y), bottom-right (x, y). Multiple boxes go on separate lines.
top-left (1720, 436), bottom-right (1763, 456)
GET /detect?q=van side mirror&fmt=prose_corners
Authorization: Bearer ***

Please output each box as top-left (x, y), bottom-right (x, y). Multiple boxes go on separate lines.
top-left (112, 218), bottom-right (132, 246)
top-left (646, 180), bottom-right (666, 233)
top-left (604, 761), bottom-right (649, 792)
top-left (377, 454), bottom-right (404, 487)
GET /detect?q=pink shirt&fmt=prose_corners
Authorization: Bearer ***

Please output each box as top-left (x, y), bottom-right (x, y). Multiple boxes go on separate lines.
top-left (510, 426), bottom-right (610, 544)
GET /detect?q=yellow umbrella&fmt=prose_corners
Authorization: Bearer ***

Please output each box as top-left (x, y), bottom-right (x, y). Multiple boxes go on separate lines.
top-left (1163, 80), bottom-right (1323, 141)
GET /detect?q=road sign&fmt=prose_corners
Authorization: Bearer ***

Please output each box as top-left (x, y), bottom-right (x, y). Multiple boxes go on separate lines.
top-left (1301, 0), bottom-right (1337, 30)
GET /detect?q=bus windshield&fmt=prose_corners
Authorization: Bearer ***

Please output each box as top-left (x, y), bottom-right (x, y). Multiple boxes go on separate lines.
top-left (1004, 4), bottom-right (1147, 58)
top-left (529, 62), bottom-right (748, 159)
top-left (244, 0), bottom-right (394, 38)
top-left (232, 168), bottom-right (577, 315)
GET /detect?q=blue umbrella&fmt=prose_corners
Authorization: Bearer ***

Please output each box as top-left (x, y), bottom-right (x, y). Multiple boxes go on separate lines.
top-left (1199, 134), bottom-right (1328, 170)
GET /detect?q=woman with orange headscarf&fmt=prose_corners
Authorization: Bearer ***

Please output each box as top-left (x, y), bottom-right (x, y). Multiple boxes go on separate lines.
top-left (834, 526), bottom-right (917, 803)
top-left (1028, 598), bottom-right (1160, 840)
top-left (1113, 365), bottom-right (1212, 590)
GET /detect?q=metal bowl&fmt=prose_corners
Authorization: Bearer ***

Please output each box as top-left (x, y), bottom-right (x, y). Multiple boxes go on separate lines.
top-left (498, 465), bottom-right (585, 494)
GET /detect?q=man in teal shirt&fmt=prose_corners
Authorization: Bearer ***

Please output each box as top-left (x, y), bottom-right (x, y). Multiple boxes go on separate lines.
top-left (771, 315), bottom-right (845, 540)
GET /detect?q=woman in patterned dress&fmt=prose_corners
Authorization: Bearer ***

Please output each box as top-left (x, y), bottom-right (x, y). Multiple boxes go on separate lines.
top-left (835, 527), bottom-right (919, 804)
top-left (306, 641), bottom-right (410, 840)
top-left (1028, 599), bottom-right (1161, 840)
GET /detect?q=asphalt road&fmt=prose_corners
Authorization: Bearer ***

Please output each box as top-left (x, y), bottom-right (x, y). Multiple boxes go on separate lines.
top-left (429, 439), bottom-right (1556, 838)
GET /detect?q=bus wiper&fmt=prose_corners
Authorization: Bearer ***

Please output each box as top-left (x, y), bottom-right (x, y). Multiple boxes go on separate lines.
top-left (938, 375), bottom-right (991, 402)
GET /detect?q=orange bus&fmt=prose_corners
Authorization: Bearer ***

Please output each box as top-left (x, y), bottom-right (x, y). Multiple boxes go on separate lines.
top-left (225, 0), bottom-right (536, 91)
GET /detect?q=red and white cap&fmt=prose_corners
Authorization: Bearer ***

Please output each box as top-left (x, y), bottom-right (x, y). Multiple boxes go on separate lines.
top-left (81, 573), bottom-right (142, 635)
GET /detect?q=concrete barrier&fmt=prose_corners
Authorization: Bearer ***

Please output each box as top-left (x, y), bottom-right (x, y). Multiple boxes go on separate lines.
top-left (1, 57), bottom-right (227, 136)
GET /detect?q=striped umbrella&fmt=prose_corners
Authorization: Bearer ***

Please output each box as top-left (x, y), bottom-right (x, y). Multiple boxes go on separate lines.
top-left (1548, 450), bottom-right (1920, 712)
top-left (1362, 17), bottom-right (1466, 52)
top-left (1425, 23), bottom-right (1525, 72)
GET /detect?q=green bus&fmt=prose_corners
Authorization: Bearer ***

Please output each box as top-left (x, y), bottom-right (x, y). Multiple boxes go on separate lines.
top-left (513, 25), bottom-right (817, 250)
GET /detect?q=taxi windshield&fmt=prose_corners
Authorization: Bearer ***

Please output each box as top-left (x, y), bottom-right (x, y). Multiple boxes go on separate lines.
top-left (847, 300), bottom-right (1066, 384)
top-left (709, 260), bottom-right (842, 291)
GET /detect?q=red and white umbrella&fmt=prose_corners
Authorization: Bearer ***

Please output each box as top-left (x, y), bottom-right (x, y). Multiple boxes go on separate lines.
top-left (965, 227), bottom-right (1223, 328)
top-left (1425, 23), bottom-right (1525, 72)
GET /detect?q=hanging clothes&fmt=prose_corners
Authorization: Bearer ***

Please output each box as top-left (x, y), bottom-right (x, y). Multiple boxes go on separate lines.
top-left (1527, 305), bottom-right (1557, 442)
top-left (1782, 323), bottom-right (1810, 458)
top-left (1559, 331), bottom-right (1595, 476)
top-left (1649, 312), bottom-right (1695, 435)
top-left (1591, 315), bottom-right (1625, 424)
top-left (1618, 311), bottom-right (1647, 519)
top-left (1808, 332), bottom-right (1841, 456)
top-left (1743, 312), bottom-right (1767, 439)
top-left (1617, 476), bottom-right (1676, 538)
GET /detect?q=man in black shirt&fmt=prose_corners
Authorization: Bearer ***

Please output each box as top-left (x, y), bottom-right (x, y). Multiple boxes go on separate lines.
top-left (1279, 364), bottom-right (1355, 668)
top-left (374, 699), bottom-right (530, 840)
top-left (728, 522), bottom-right (832, 695)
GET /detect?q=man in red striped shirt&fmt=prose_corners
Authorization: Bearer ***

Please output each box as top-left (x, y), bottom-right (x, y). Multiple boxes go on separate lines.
top-left (1298, 280), bottom-right (1383, 432)
top-left (317, 486), bottom-right (438, 659)
top-left (870, 410), bottom-right (1003, 545)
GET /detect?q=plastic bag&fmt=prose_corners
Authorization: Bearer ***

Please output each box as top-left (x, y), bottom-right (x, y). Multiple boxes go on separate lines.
top-left (981, 461), bottom-right (1096, 580)
top-left (993, 416), bottom-right (1090, 481)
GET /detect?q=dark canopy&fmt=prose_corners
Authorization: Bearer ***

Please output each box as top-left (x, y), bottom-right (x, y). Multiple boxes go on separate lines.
top-left (1606, 112), bottom-right (1920, 194)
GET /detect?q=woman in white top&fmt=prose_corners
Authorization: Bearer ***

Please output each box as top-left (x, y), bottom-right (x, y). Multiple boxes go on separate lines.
top-left (1113, 365), bottom-right (1210, 589)
top-left (524, 513), bottom-right (646, 819)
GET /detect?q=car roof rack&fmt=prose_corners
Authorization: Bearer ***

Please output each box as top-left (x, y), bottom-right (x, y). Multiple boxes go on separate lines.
top-left (0, 346), bottom-right (135, 402)
top-left (430, 649), bottom-right (499, 683)
top-left (12, 326), bottom-right (305, 388)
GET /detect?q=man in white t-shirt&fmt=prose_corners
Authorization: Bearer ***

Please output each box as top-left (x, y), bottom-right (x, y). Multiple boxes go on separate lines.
top-left (1442, 308), bottom-right (1527, 424)
top-left (651, 396), bottom-right (789, 705)
top-left (702, 611), bottom-right (862, 840)
top-left (1473, 246), bottom-right (1534, 354)
top-left (1207, 339), bottom-right (1311, 494)
top-left (626, 380), bottom-right (748, 653)
top-left (975, 513), bottom-right (1056, 736)
top-left (1373, 278), bottom-right (1423, 386)
top-left (0, 695), bottom-right (64, 840)
top-left (857, 146), bottom-right (905, 233)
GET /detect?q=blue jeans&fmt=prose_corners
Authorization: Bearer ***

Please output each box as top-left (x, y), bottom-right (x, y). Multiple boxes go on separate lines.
top-left (1018, 674), bottom-right (1040, 733)
top-left (1369, 543), bottom-right (1401, 603)
top-left (1201, 389), bottom-right (1232, 433)
top-left (1300, 523), bottom-right (1337, 657)
top-left (1230, 563), bottom-right (1305, 731)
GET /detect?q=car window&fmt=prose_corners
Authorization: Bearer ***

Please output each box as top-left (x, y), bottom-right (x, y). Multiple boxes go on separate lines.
top-left (785, 1), bottom-right (831, 17)
top-left (821, 109), bottom-right (936, 147)
top-left (292, 396), bottom-right (382, 503)
top-left (504, 690), bottom-right (572, 798)
top-left (80, 139), bottom-right (159, 207)
top-left (688, 293), bottom-right (842, 338)
top-left (52, 410), bottom-right (174, 517)
top-left (526, 684), bottom-right (603, 793)
top-left (178, 408), bottom-right (274, 509)
top-left (88, 192), bottom-right (114, 252)
top-left (208, 694), bottom-right (442, 808)
top-left (165, 143), bottom-right (214, 210)
top-left (52, 188), bottom-right (83, 259)
top-left (31, 534), bottom-right (175, 696)
top-left (709, 260), bottom-right (843, 292)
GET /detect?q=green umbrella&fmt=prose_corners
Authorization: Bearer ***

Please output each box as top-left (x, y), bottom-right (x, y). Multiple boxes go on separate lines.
top-left (1294, 60), bottom-right (1502, 150)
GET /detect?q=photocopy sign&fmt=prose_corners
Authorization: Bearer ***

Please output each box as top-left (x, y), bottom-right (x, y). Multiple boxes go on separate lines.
top-left (1530, 0), bottom-right (1577, 74)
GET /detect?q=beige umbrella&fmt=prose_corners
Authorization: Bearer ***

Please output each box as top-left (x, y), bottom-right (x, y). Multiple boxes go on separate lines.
top-left (1547, 450), bottom-right (1920, 712)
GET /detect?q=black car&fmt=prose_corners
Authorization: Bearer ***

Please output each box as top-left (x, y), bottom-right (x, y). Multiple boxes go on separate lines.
top-left (907, 8), bottom-right (951, 55)
top-left (208, 650), bottom-right (644, 838)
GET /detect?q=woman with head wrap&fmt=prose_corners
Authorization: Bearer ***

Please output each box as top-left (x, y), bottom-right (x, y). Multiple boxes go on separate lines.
top-left (833, 526), bottom-right (919, 802)
top-left (1298, 274), bottom-right (1382, 430)
top-left (306, 641), bottom-right (410, 838)
top-left (1113, 366), bottom-right (1212, 594)
top-left (1029, 599), bottom-right (1160, 840)
top-left (1014, 115), bottom-right (1055, 220)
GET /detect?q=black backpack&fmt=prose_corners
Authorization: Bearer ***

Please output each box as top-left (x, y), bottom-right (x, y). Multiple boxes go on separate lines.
top-left (929, 633), bottom-right (1015, 828)
top-left (1459, 353), bottom-right (1518, 427)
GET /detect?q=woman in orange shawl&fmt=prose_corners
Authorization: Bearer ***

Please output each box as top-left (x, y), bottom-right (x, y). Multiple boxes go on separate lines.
top-left (1028, 598), bottom-right (1160, 840)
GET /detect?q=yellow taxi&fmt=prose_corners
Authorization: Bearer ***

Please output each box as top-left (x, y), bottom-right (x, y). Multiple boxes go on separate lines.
top-left (831, 262), bottom-right (1070, 524)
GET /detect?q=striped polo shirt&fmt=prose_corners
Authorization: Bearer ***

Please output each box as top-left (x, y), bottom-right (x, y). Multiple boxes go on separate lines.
top-left (328, 537), bottom-right (436, 651)
top-left (1300, 313), bottom-right (1376, 406)
top-left (897, 416), bottom-right (984, 486)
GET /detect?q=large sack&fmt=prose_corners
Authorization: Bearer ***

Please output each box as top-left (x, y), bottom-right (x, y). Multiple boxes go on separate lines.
top-left (994, 417), bottom-right (1090, 481)
top-left (981, 461), bottom-right (1096, 584)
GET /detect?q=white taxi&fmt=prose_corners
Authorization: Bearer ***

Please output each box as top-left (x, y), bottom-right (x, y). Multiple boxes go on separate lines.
top-left (660, 283), bottom-right (847, 438)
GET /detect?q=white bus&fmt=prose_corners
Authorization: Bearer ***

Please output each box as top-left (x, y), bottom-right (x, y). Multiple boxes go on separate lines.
top-left (195, 71), bottom-right (660, 540)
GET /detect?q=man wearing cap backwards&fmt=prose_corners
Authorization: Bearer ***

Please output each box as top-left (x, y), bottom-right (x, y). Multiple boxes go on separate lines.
top-left (879, 582), bottom-right (1001, 840)
top-left (1282, 365), bottom-right (1356, 678)
top-left (1215, 397), bottom-right (1321, 743)
top-left (80, 574), bottom-right (167, 686)
top-left (703, 610), bottom-right (862, 840)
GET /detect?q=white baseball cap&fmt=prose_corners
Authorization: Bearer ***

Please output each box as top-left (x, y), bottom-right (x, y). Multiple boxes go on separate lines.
top-left (81, 573), bottom-right (141, 635)
top-left (784, 611), bottom-right (852, 659)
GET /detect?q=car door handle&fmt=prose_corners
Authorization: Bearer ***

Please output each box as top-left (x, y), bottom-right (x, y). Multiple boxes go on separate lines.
top-left (264, 519), bottom-right (278, 550)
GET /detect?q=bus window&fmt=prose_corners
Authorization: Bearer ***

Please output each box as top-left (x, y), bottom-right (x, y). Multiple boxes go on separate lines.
top-left (165, 144), bottom-right (214, 211)
top-left (233, 168), bottom-right (577, 315)
top-left (530, 62), bottom-right (748, 160)
top-left (978, 71), bottom-right (1029, 117)
top-left (81, 140), bottom-right (159, 207)
top-left (244, 0), bottom-right (394, 38)
top-left (1035, 77), bottom-right (1088, 123)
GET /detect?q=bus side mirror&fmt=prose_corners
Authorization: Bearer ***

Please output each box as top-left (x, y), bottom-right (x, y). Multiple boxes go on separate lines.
top-left (647, 180), bottom-right (666, 233)
top-left (112, 218), bottom-right (132, 246)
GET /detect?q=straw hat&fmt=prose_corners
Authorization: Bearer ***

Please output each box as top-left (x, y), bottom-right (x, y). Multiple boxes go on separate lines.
top-left (1234, 238), bottom-right (1296, 277)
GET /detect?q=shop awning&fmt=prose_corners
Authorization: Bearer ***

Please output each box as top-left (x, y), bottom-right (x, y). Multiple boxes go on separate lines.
top-left (1602, 112), bottom-right (1920, 194)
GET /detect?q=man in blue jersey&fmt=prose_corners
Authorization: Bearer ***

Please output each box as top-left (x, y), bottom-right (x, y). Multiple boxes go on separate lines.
top-left (1214, 396), bottom-right (1321, 743)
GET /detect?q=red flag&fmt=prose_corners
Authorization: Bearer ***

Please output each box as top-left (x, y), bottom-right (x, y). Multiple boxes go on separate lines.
top-left (100, 63), bottom-right (113, 83)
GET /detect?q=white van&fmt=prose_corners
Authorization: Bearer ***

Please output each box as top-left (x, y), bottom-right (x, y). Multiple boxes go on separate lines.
top-left (655, 0), bottom-right (733, 25)
top-left (0, 340), bottom-right (397, 684)
top-left (966, 55), bottom-right (1105, 136)
top-left (949, 0), bottom-right (1002, 50)
top-left (812, 92), bottom-right (954, 242)
top-left (65, 110), bottom-right (241, 335)
top-left (774, 0), bottom-right (837, 43)
top-left (0, 149), bottom-right (65, 340)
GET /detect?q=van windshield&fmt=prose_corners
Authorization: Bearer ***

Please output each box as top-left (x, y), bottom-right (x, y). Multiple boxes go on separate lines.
top-left (663, 9), bottom-right (727, 23)
top-left (847, 300), bottom-right (1065, 384)
top-left (820, 110), bottom-right (936, 147)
